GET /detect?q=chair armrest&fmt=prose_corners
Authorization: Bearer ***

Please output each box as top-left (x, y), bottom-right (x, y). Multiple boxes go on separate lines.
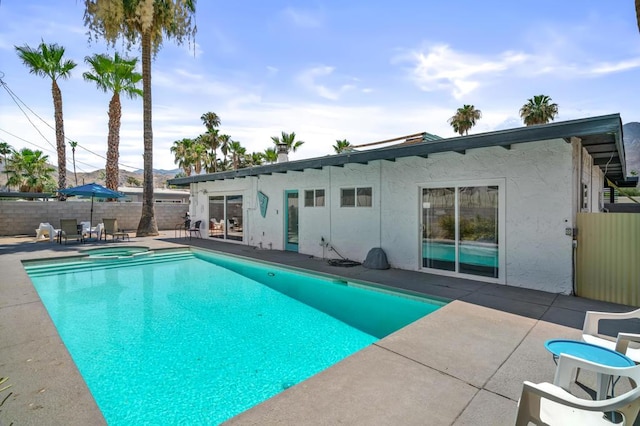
top-left (616, 333), bottom-right (640, 355)
top-left (522, 380), bottom-right (640, 411)
top-left (583, 308), bottom-right (640, 335)
top-left (554, 353), bottom-right (637, 390)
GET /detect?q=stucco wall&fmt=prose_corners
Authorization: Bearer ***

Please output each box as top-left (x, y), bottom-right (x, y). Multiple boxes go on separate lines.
top-left (0, 201), bottom-right (188, 236)
top-left (190, 138), bottom-right (590, 294)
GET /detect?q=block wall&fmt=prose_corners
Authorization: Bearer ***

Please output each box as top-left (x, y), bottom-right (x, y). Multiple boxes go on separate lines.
top-left (0, 201), bottom-right (188, 236)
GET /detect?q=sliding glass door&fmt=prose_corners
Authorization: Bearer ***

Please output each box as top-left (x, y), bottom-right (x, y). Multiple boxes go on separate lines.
top-left (422, 184), bottom-right (500, 279)
top-left (209, 195), bottom-right (243, 241)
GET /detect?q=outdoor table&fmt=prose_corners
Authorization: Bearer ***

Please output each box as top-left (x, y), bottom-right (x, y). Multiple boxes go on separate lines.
top-left (545, 339), bottom-right (635, 400)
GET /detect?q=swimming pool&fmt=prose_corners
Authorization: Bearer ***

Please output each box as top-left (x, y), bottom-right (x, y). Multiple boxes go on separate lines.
top-left (24, 249), bottom-right (446, 424)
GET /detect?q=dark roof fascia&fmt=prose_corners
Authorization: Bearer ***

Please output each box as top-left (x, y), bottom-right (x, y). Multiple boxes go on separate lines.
top-left (168, 114), bottom-right (623, 187)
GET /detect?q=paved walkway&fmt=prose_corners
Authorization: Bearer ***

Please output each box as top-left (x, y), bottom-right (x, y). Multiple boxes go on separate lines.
top-left (0, 233), bottom-right (636, 425)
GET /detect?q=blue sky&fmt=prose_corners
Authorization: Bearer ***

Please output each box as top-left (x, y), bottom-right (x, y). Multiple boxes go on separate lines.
top-left (0, 1), bottom-right (639, 173)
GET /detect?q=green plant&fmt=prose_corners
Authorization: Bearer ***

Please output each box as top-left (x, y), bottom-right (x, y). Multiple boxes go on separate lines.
top-left (437, 215), bottom-right (497, 242)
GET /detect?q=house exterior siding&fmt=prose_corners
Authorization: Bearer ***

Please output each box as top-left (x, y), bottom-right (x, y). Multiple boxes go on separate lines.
top-left (188, 137), bottom-right (589, 294)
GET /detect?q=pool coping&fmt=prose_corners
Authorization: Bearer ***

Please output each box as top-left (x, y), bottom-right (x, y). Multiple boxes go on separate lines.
top-left (0, 234), bottom-right (636, 425)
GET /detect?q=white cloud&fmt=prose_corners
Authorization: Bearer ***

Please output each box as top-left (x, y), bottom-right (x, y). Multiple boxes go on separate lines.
top-left (397, 44), bottom-right (528, 99)
top-left (588, 58), bottom-right (640, 75)
top-left (296, 66), bottom-right (356, 100)
top-left (397, 38), bottom-right (640, 101)
top-left (281, 7), bottom-right (324, 28)
top-left (266, 66), bottom-right (278, 76)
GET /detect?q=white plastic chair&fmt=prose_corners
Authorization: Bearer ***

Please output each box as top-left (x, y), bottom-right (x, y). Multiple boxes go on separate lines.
top-left (35, 222), bottom-right (56, 242)
top-left (515, 354), bottom-right (640, 425)
top-left (583, 308), bottom-right (640, 363)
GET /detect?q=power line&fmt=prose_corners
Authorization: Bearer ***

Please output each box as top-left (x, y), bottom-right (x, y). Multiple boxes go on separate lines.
top-left (0, 74), bottom-right (141, 170)
top-left (0, 127), bottom-right (102, 171)
top-left (0, 78), bottom-right (57, 152)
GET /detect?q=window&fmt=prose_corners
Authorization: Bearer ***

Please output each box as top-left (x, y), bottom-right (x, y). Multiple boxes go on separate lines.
top-left (341, 187), bottom-right (372, 207)
top-left (421, 184), bottom-right (501, 279)
top-left (304, 189), bottom-right (325, 207)
top-left (209, 195), bottom-right (243, 241)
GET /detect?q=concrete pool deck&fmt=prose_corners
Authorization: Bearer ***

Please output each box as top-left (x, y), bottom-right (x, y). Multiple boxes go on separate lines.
top-left (0, 233), bottom-right (637, 425)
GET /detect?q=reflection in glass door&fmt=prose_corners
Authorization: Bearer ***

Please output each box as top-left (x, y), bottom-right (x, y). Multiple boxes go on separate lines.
top-left (422, 185), bottom-right (499, 278)
top-left (208, 195), bottom-right (243, 241)
top-left (284, 190), bottom-right (299, 252)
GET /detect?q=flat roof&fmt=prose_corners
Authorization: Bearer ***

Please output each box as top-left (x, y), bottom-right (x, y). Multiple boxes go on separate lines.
top-left (168, 114), bottom-right (628, 187)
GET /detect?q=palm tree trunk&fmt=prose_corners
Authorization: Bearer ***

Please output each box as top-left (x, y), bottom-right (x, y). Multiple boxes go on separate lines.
top-left (106, 92), bottom-right (121, 192)
top-left (136, 30), bottom-right (159, 237)
top-left (52, 80), bottom-right (66, 196)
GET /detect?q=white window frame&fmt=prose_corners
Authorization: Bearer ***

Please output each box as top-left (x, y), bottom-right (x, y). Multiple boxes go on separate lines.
top-left (419, 178), bottom-right (506, 284)
top-left (304, 189), bottom-right (326, 207)
top-left (340, 186), bottom-right (372, 208)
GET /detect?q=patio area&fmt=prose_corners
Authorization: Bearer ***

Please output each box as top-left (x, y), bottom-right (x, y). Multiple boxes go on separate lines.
top-left (0, 233), bottom-right (637, 425)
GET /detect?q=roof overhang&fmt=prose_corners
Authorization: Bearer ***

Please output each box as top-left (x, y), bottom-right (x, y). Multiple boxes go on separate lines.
top-left (168, 114), bottom-right (628, 187)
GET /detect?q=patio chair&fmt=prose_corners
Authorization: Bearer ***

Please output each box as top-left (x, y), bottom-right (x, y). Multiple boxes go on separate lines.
top-left (175, 219), bottom-right (191, 238)
top-left (59, 219), bottom-right (84, 244)
top-left (515, 354), bottom-right (640, 425)
top-left (102, 218), bottom-right (130, 241)
top-left (188, 220), bottom-right (202, 239)
top-left (35, 222), bottom-right (57, 242)
top-left (582, 308), bottom-right (640, 364)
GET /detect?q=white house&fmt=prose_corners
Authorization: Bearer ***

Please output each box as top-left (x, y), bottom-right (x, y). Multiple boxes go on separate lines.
top-left (168, 114), bottom-right (628, 295)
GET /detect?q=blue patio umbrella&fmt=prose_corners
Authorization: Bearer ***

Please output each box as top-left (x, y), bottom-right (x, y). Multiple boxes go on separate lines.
top-left (59, 182), bottom-right (125, 226)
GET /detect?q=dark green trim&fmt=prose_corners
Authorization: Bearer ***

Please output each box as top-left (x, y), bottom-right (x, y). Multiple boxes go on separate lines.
top-left (168, 114), bottom-right (627, 186)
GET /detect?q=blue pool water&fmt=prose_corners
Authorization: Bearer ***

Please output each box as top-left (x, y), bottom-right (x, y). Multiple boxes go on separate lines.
top-left (25, 249), bottom-right (445, 425)
top-left (422, 241), bottom-right (498, 268)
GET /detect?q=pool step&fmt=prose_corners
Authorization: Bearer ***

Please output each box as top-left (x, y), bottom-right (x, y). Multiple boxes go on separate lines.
top-left (24, 250), bottom-right (195, 277)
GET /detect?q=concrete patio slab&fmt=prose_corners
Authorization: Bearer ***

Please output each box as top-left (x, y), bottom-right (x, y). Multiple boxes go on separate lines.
top-left (0, 335), bottom-right (105, 426)
top-left (485, 320), bottom-right (581, 401)
top-left (459, 291), bottom-right (551, 320)
top-left (453, 389), bottom-right (515, 426)
top-left (226, 344), bottom-right (478, 426)
top-left (378, 301), bottom-right (536, 388)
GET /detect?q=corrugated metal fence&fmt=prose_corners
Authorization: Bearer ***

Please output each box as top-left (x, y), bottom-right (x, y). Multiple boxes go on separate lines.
top-left (576, 213), bottom-right (640, 306)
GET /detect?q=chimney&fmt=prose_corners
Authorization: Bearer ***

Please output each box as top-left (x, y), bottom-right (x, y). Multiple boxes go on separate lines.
top-left (276, 143), bottom-right (289, 163)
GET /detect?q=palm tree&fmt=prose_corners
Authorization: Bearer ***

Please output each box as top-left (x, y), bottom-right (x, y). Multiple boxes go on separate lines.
top-left (263, 147), bottom-right (278, 164)
top-left (170, 138), bottom-right (195, 176)
top-left (201, 111), bottom-right (220, 131)
top-left (271, 131), bottom-right (305, 155)
top-left (84, 52), bottom-right (143, 192)
top-left (0, 141), bottom-right (13, 191)
top-left (218, 134), bottom-right (231, 164)
top-left (227, 140), bottom-right (245, 170)
top-left (333, 139), bottom-right (352, 154)
top-left (519, 95), bottom-right (559, 126)
top-left (448, 105), bottom-right (482, 136)
top-left (6, 148), bottom-right (56, 192)
top-left (200, 129), bottom-right (219, 172)
top-left (202, 149), bottom-right (217, 173)
top-left (246, 152), bottom-right (264, 167)
top-left (15, 41), bottom-right (76, 195)
top-left (84, 0), bottom-right (197, 237)
top-left (636, 0), bottom-right (640, 32)
top-left (69, 140), bottom-right (78, 186)
top-left (192, 138), bottom-right (207, 175)
top-left (200, 112), bottom-right (220, 172)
